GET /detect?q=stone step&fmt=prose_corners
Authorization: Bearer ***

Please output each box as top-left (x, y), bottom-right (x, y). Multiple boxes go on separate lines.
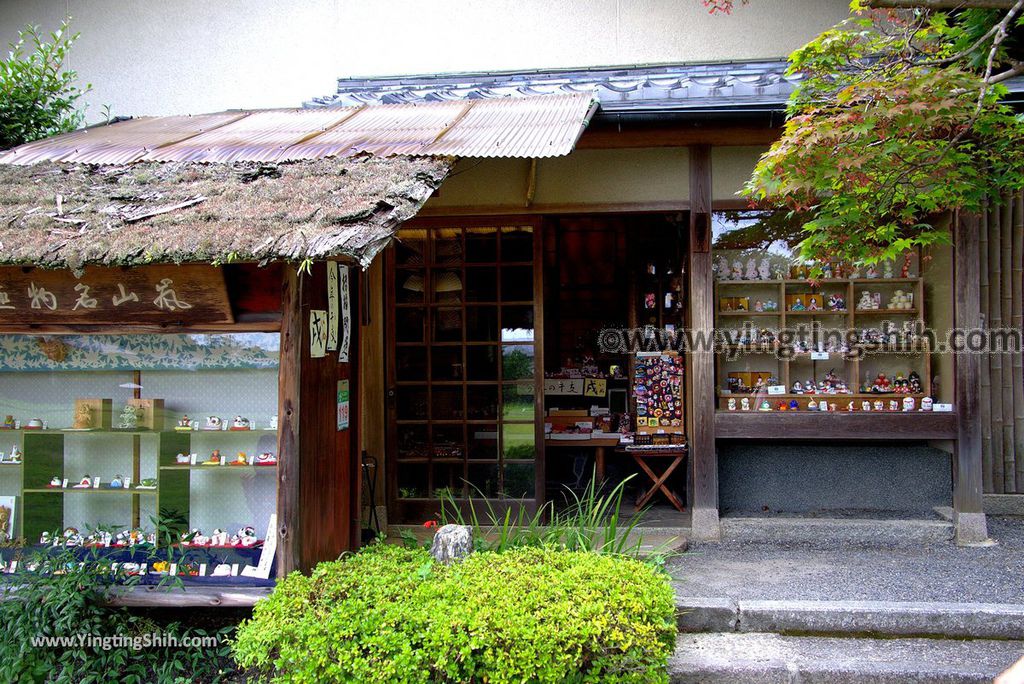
top-left (677, 597), bottom-right (1024, 640)
top-left (669, 632), bottom-right (1024, 684)
top-left (719, 517), bottom-right (953, 546)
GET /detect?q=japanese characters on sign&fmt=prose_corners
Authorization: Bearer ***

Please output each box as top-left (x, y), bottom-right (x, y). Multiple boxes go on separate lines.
top-left (0, 266), bottom-right (232, 326)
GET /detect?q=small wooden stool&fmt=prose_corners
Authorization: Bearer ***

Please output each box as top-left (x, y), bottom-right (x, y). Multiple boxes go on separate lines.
top-left (619, 445), bottom-right (687, 512)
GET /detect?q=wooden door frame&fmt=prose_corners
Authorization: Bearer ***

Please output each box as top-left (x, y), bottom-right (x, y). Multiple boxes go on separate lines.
top-left (384, 216), bottom-right (545, 523)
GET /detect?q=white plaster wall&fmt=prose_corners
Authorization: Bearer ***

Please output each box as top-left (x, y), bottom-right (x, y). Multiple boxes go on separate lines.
top-left (0, 0), bottom-right (849, 118)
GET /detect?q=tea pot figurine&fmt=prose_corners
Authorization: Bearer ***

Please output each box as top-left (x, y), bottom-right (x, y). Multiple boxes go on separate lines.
top-left (204, 416), bottom-right (223, 431)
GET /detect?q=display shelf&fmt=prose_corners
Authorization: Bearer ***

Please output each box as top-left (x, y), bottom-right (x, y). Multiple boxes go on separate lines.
top-left (159, 465), bottom-right (276, 471)
top-left (23, 488), bottom-right (157, 495)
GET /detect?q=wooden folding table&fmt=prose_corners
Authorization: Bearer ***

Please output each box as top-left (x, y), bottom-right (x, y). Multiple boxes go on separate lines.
top-left (618, 445), bottom-right (688, 512)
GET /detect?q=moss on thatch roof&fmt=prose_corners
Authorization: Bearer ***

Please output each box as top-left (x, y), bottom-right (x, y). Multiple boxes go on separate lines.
top-left (0, 155), bottom-right (452, 270)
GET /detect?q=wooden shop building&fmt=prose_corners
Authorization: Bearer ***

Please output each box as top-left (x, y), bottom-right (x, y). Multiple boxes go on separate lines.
top-left (0, 61), bottom-right (1018, 604)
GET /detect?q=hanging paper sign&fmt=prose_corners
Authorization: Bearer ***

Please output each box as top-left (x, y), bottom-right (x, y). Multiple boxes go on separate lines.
top-left (583, 378), bottom-right (607, 397)
top-left (309, 309), bottom-right (327, 358)
top-left (544, 378), bottom-right (584, 395)
top-left (337, 379), bottom-right (350, 431)
top-left (338, 265), bottom-right (351, 363)
top-left (326, 261), bottom-right (339, 351)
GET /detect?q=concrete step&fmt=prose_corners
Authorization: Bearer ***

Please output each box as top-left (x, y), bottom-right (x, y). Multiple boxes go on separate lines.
top-left (669, 632), bottom-right (1024, 683)
top-left (677, 597), bottom-right (1024, 640)
top-left (719, 517), bottom-right (953, 546)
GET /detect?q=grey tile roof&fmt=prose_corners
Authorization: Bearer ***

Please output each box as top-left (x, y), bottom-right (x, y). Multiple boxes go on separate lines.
top-left (307, 59), bottom-right (1024, 114)
top-left (307, 61), bottom-right (803, 113)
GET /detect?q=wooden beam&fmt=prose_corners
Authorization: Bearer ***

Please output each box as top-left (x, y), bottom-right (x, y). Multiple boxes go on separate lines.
top-left (868, 0), bottom-right (1015, 8)
top-left (276, 267), bottom-right (302, 576)
top-left (715, 412), bottom-right (958, 440)
top-left (576, 125), bottom-right (782, 150)
top-left (417, 201), bottom-right (691, 217)
top-left (953, 211), bottom-right (989, 544)
top-left (688, 144), bottom-right (719, 540)
top-left (105, 585), bottom-right (272, 608)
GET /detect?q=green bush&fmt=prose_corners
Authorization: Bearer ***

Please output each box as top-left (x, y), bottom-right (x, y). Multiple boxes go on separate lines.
top-left (234, 544), bottom-right (676, 683)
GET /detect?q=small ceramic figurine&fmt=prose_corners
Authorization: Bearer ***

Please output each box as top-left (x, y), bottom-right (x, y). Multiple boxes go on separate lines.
top-left (237, 526), bottom-right (259, 547)
top-left (888, 400), bottom-right (899, 411)
top-left (754, 300), bottom-right (764, 312)
top-left (192, 530), bottom-right (210, 546)
top-left (908, 371), bottom-right (923, 394)
top-left (230, 452), bottom-right (248, 466)
top-left (204, 416), bottom-right (223, 431)
top-left (727, 398), bottom-right (737, 411)
top-left (118, 404), bottom-right (141, 430)
top-left (861, 401), bottom-right (872, 411)
top-left (822, 263), bottom-right (833, 279)
top-left (808, 297), bottom-right (820, 311)
top-left (26, 418), bottom-right (43, 430)
top-left (856, 291), bottom-right (876, 310)
top-left (48, 476), bottom-right (62, 488)
top-left (1, 416), bottom-right (14, 430)
top-left (901, 252), bottom-right (913, 278)
top-left (175, 452), bottom-right (191, 464)
top-left (8, 445), bottom-right (21, 463)
top-left (210, 528), bottom-right (230, 546)
top-left (203, 449), bottom-right (223, 466)
top-left (758, 258), bottom-right (771, 280)
top-left (109, 475), bottom-right (123, 489)
top-left (883, 260), bottom-right (894, 279)
top-left (758, 400), bottom-right (772, 412)
top-left (136, 478), bottom-right (157, 490)
top-left (746, 258), bottom-right (758, 280)
top-left (807, 399), bottom-right (818, 411)
top-left (39, 531), bottom-right (51, 545)
top-left (72, 476), bottom-right (92, 489)
top-left (903, 396), bottom-right (916, 412)
top-left (791, 297), bottom-right (806, 311)
top-left (716, 256), bottom-right (730, 279)
top-left (828, 294), bottom-right (846, 311)
top-left (731, 260), bottom-right (744, 280)
top-left (788, 400), bottom-right (799, 411)
top-left (231, 416), bottom-right (251, 430)
top-left (873, 400), bottom-right (885, 411)
top-left (73, 404), bottom-right (93, 430)
top-left (175, 415), bottom-right (193, 432)
top-left (866, 264), bottom-right (879, 279)
top-left (256, 452), bottom-right (277, 466)
top-left (740, 398), bottom-right (751, 411)
top-left (792, 381), bottom-right (804, 394)
top-left (847, 401), bottom-right (855, 412)
top-left (921, 396), bottom-right (934, 411)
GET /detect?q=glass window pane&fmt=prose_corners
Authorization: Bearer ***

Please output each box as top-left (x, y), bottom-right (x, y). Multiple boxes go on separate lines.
top-left (397, 425), bottom-right (429, 460)
top-left (395, 268), bottom-right (425, 304)
top-left (396, 309), bottom-right (425, 343)
top-left (503, 463), bottom-right (535, 498)
top-left (502, 306), bottom-right (534, 342)
top-left (431, 347), bottom-right (463, 382)
top-left (503, 383), bottom-right (535, 422)
top-left (466, 306), bottom-right (499, 342)
top-left (432, 463), bottom-right (465, 498)
top-left (465, 227), bottom-right (498, 263)
top-left (466, 385), bottom-right (498, 421)
top-left (395, 229), bottom-right (426, 266)
top-left (433, 270), bottom-right (463, 304)
top-left (465, 267), bottom-right (498, 302)
top-left (466, 345), bottom-right (498, 381)
top-left (502, 345), bottom-right (535, 381)
top-left (432, 425), bottom-right (465, 461)
top-left (433, 308), bottom-right (462, 343)
top-left (431, 386), bottom-right (464, 421)
top-left (467, 463), bottom-right (499, 497)
top-left (501, 266), bottom-right (533, 302)
top-left (468, 424), bottom-right (498, 460)
top-left (433, 228), bottom-right (463, 265)
top-left (396, 386), bottom-right (428, 421)
top-left (395, 347), bottom-right (427, 382)
top-left (398, 464), bottom-right (428, 498)
top-left (502, 423), bottom-right (535, 460)
top-left (501, 225), bottom-right (533, 262)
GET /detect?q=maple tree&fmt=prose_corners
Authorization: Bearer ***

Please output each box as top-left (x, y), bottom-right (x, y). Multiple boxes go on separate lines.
top-left (724, 0), bottom-right (1024, 266)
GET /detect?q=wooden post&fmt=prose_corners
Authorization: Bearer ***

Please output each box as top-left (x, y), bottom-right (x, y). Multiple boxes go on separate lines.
top-left (979, 199), bottom-right (992, 493)
top-left (1000, 198), bottom-right (1015, 493)
top-left (953, 211), bottom-right (988, 544)
top-left (987, 201), bottom-right (1005, 492)
top-left (277, 266), bottom-right (302, 575)
top-left (1014, 193), bottom-right (1024, 493)
top-left (688, 145), bottom-right (719, 540)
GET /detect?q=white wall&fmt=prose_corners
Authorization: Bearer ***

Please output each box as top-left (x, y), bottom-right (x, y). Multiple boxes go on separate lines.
top-left (0, 0), bottom-right (849, 118)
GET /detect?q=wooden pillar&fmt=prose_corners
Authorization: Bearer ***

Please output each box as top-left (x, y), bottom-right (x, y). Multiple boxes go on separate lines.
top-left (687, 145), bottom-right (720, 540)
top-left (953, 211), bottom-right (988, 544)
top-left (277, 267), bottom-right (302, 575)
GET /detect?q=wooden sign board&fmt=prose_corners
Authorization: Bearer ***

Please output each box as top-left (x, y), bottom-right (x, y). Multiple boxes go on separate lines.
top-left (0, 265), bottom-right (233, 326)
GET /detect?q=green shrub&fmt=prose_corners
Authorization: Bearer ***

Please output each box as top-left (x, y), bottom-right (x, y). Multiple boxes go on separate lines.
top-left (233, 544), bottom-right (676, 683)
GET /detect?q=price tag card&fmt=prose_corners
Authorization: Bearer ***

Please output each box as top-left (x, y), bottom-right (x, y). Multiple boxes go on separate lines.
top-left (767, 385), bottom-right (787, 395)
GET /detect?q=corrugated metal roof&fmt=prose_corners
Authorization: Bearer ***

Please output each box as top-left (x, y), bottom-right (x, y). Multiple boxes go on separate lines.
top-left (0, 93), bottom-right (597, 165)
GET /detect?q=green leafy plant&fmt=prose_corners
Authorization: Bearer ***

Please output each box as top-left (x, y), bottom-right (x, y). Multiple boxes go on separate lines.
top-left (0, 19), bottom-right (91, 150)
top-left (233, 544), bottom-right (677, 683)
top-left (0, 543), bottom-right (238, 683)
top-left (743, 2), bottom-right (1024, 267)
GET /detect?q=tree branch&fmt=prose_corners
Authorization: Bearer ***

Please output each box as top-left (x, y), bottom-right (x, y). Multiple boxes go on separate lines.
top-left (989, 61), bottom-right (1024, 84)
top-left (868, 0), bottom-right (1016, 8)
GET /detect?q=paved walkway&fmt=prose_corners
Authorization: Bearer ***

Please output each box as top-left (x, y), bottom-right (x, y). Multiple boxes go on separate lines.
top-left (667, 516), bottom-right (1024, 604)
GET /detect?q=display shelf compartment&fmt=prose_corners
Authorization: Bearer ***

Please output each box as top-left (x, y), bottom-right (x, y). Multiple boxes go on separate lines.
top-left (23, 488), bottom-right (157, 494)
top-left (158, 465), bottom-right (277, 471)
